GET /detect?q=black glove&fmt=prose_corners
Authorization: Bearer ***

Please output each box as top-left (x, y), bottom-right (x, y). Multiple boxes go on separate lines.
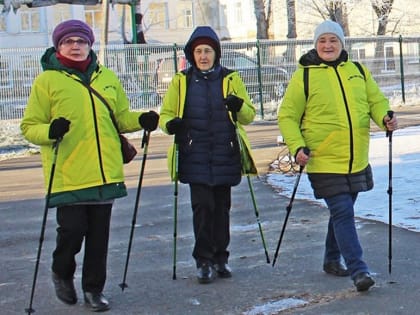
top-left (139, 110), bottom-right (159, 131)
top-left (166, 117), bottom-right (185, 135)
top-left (224, 94), bottom-right (244, 112)
top-left (49, 117), bottom-right (70, 140)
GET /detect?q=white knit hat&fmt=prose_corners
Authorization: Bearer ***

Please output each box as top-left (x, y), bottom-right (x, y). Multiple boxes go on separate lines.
top-left (313, 20), bottom-right (345, 47)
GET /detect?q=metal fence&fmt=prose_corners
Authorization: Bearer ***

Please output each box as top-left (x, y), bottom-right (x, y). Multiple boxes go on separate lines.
top-left (1, 35), bottom-right (419, 122)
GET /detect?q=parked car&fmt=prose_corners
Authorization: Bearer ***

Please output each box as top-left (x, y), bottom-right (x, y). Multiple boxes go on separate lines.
top-left (148, 50), bottom-right (289, 103)
top-left (220, 50), bottom-right (289, 102)
top-left (126, 90), bottom-right (162, 111)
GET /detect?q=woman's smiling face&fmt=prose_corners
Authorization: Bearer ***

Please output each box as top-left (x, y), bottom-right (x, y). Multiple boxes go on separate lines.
top-left (316, 33), bottom-right (343, 62)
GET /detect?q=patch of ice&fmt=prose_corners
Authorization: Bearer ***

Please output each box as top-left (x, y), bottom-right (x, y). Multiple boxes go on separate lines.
top-left (243, 298), bottom-right (308, 315)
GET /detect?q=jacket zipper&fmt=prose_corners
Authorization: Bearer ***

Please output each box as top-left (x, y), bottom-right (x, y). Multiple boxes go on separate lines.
top-left (334, 66), bottom-right (354, 173)
top-left (88, 90), bottom-right (107, 183)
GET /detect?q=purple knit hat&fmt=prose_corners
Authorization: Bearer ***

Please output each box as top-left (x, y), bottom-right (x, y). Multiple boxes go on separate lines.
top-left (52, 19), bottom-right (95, 49)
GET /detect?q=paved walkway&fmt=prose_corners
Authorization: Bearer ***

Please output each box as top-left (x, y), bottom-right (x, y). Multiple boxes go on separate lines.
top-left (1, 105), bottom-right (420, 314)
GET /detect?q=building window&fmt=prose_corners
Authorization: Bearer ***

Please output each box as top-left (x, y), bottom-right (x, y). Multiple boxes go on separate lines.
top-left (350, 44), bottom-right (366, 62)
top-left (183, 8), bottom-right (193, 28)
top-left (176, 1), bottom-right (193, 29)
top-left (406, 42), bottom-right (420, 64)
top-left (85, 5), bottom-right (102, 31)
top-left (20, 9), bottom-right (41, 32)
top-left (383, 45), bottom-right (396, 72)
top-left (0, 14), bottom-right (6, 32)
top-left (233, 2), bottom-right (242, 25)
top-left (148, 3), bottom-right (168, 29)
top-left (219, 4), bottom-right (227, 28)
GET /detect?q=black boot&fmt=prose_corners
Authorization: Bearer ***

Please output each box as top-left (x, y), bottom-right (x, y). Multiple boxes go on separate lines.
top-left (52, 272), bottom-right (77, 305)
top-left (353, 272), bottom-right (375, 292)
top-left (196, 262), bottom-right (216, 284)
top-left (323, 261), bottom-right (350, 277)
top-left (84, 292), bottom-right (110, 312)
top-left (214, 263), bottom-right (232, 278)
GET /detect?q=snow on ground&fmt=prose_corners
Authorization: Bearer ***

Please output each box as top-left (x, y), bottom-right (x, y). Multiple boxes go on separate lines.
top-left (0, 120), bottom-right (38, 160)
top-left (267, 125), bottom-right (420, 233)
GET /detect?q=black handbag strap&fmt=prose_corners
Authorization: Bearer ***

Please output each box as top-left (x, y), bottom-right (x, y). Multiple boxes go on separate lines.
top-left (75, 79), bottom-right (121, 133)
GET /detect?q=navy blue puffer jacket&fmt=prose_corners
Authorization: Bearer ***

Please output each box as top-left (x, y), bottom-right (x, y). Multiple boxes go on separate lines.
top-left (178, 65), bottom-right (242, 186)
top-left (178, 26), bottom-right (241, 186)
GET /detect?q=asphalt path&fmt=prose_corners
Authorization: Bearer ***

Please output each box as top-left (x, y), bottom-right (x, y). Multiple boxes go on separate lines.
top-left (1, 106), bottom-right (420, 314)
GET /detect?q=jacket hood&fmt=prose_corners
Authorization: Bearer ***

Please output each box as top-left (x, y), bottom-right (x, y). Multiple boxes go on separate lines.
top-left (184, 26), bottom-right (221, 68)
top-left (40, 47), bottom-right (99, 81)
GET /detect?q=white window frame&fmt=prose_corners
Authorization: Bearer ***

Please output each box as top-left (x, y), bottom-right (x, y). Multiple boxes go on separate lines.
top-left (406, 42), bottom-right (420, 64)
top-left (233, 2), bottom-right (242, 25)
top-left (382, 43), bottom-right (396, 73)
top-left (20, 10), bottom-right (41, 32)
top-left (183, 8), bottom-right (193, 28)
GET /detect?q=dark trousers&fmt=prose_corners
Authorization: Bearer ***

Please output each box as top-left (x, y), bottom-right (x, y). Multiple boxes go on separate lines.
top-left (324, 193), bottom-right (369, 279)
top-left (189, 184), bottom-right (231, 267)
top-left (52, 203), bottom-right (112, 293)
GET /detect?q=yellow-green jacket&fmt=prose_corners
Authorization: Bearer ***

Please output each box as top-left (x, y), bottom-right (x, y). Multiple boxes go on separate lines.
top-left (159, 68), bottom-right (257, 181)
top-left (278, 50), bottom-right (390, 175)
top-left (21, 48), bottom-right (143, 207)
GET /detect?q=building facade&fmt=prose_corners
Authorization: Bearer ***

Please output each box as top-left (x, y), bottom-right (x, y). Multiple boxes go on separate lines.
top-left (1, 0), bottom-right (419, 49)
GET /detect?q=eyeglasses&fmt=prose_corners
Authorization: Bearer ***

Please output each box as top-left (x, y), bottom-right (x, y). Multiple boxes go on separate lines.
top-left (61, 38), bottom-right (89, 46)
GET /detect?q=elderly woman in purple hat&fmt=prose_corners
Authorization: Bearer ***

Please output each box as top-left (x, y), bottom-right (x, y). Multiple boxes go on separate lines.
top-left (21, 19), bottom-right (159, 311)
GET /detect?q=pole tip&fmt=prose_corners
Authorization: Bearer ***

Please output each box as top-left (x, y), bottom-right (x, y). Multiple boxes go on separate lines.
top-left (119, 283), bottom-right (128, 291)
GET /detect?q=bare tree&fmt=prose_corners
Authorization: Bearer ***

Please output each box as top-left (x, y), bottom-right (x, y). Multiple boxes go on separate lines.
top-left (371, 0), bottom-right (394, 35)
top-left (286, 0), bottom-right (297, 39)
top-left (307, 0), bottom-right (350, 35)
top-left (370, 0), bottom-right (394, 70)
top-left (253, 0), bottom-right (272, 39)
top-left (284, 0), bottom-right (297, 67)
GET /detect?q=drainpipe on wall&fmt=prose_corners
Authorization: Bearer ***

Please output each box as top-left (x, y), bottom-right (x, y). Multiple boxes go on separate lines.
top-left (99, 0), bottom-right (110, 65)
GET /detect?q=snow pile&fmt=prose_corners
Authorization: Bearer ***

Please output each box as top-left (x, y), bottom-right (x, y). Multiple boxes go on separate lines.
top-left (267, 126), bottom-right (420, 232)
top-left (0, 120), bottom-right (39, 160)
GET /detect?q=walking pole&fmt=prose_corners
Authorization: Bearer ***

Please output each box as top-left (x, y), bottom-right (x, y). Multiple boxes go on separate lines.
top-left (172, 100), bottom-right (181, 280)
top-left (246, 175), bottom-right (270, 264)
top-left (272, 147), bottom-right (310, 267)
top-left (172, 142), bottom-right (179, 280)
top-left (232, 111), bottom-right (270, 264)
top-left (119, 130), bottom-right (150, 291)
top-left (386, 110), bottom-right (394, 274)
top-left (25, 139), bottom-right (61, 314)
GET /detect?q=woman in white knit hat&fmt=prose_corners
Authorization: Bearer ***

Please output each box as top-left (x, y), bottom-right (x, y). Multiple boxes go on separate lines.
top-left (278, 20), bottom-right (398, 292)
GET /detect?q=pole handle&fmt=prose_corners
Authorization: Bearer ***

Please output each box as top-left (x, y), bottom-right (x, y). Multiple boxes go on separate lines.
top-left (297, 147), bottom-right (310, 172)
top-left (141, 129), bottom-right (148, 149)
top-left (232, 110), bottom-right (237, 123)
